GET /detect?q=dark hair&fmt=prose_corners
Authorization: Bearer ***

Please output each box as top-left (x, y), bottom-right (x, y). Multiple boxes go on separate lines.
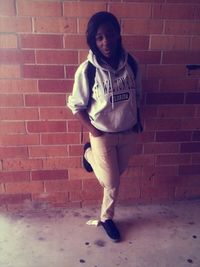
top-left (86, 11), bottom-right (122, 58)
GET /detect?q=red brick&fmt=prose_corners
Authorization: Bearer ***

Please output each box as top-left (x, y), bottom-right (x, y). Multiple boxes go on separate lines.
top-left (27, 121), bottom-right (66, 133)
top-left (119, 187), bottom-right (141, 201)
top-left (158, 106), bottom-right (195, 118)
top-left (22, 65), bottom-right (64, 79)
top-left (144, 142), bottom-right (180, 154)
top-left (124, 0), bottom-right (165, 1)
top-left (0, 65), bottom-right (20, 78)
top-left (0, 147), bottom-right (28, 159)
top-left (40, 108), bottom-right (73, 120)
top-left (143, 80), bottom-right (158, 94)
top-left (153, 4), bottom-right (196, 19)
top-left (142, 106), bottom-right (158, 118)
top-left (20, 34), bottom-right (63, 49)
top-left (80, 190), bottom-right (102, 201)
top-left (141, 186), bottom-right (175, 201)
top-left (82, 179), bottom-right (101, 191)
top-left (136, 131), bottom-right (155, 143)
top-left (0, 35), bottom-right (18, 48)
top-left (41, 133), bottom-right (80, 145)
top-left (67, 120), bottom-right (82, 133)
top-left (0, 185), bottom-right (5, 194)
top-left (17, 0), bottom-right (62, 16)
top-left (180, 143), bottom-right (200, 153)
top-left (43, 158), bottom-right (81, 169)
top-left (145, 118), bottom-right (182, 131)
top-left (79, 50), bottom-right (89, 63)
top-left (175, 186), bottom-right (200, 200)
top-left (147, 65), bottom-right (187, 78)
top-left (0, 17), bottom-right (32, 33)
top-left (34, 17), bottom-right (77, 34)
top-left (78, 18), bottom-right (88, 34)
top-left (168, 0), bottom-right (200, 3)
top-left (185, 93), bottom-right (200, 104)
top-left (38, 80), bottom-right (68, 93)
top-left (146, 93), bottom-right (184, 105)
top-left (0, 194), bottom-right (31, 204)
top-left (120, 176), bottom-right (141, 190)
top-left (145, 165), bottom-right (178, 178)
top-left (154, 175), bottom-right (179, 186)
top-left (192, 154), bottom-right (200, 164)
top-left (193, 131), bottom-right (200, 141)
top-left (120, 166), bottom-right (142, 180)
top-left (65, 66), bottom-right (77, 79)
top-left (45, 180), bottom-right (82, 192)
top-left (5, 181), bottom-right (44, 194)
top-left (150, 35), bottom-right (190, 50)
top-left (3, 159), bottom-right (43, 171)
top-left (130, 154), bottom-right (155, 166)
top-left (160, 79), bottom-right (198, 92)
top-left (0, 108), bottom-right (39, 120)
top-left (0, 134), bottom-right (40, 146)
top-left (0, 171), bottom-right (30, 183)
top-left (0, 122), bottom-right (26, 134)
top-left (197, 107), bottom-right (200, 117)
top-left (68, 145), bottom-right (82, 157)
top-left (32, 170), bottom-right (68, 181)
top-left (133, 51), bottom-right (161, 64)
top-left (0, 0), bottom-right (15, 16)
top-left (110, 3), bottom-right (151, 18)
top-left (0, 95), bottom-right (23, 107)
top-left (29, 145), bottom-right (68, 158)
top-left (25, 94), bottom-right (66, 107)
top-left (181, 118), bottom-right (200, 130)
top-left (155, 131), bottom-right (191, 142)
top-left (68, 168), bottom-right (94, 180)
top-left (0, 50), bottom-right (34, 64)
top-left (32, 192), bottom-right (69, 205)
top-left (122, 19), bottom-right (163, 34)
top-left (190, 37), bottom-right (200, 50)
top-left (64, 35), bottom-right (87, 49)
top-left (0, 80), bottom-right (37, 93)
top-left (179, 165), bottom-right (200, 175)
top-left (162, 51), bottom-right (200, 64)
top-left (63, 2), bottom-right (106, 17)
top-left (156, 154), bottom-right (191, 165)
top-left (123, 36), bottom-right (149, 50)
top-left (165, 20), bottom-right (200, 35)
top-left (36, 50), bottom-right (78, 64)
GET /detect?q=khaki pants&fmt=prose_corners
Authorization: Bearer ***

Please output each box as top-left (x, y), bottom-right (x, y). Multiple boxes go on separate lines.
top-left (85, 130), bottom-right (137, 222)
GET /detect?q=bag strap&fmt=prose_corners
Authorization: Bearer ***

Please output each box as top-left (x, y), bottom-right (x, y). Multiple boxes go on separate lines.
top-left (127, 53), bottom-right (138, 79)
top-left (86, 61), bottom-right (96, 104)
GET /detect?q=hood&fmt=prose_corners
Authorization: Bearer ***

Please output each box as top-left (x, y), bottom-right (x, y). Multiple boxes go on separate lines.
top-left (87, 49), bottom-right (128, 73)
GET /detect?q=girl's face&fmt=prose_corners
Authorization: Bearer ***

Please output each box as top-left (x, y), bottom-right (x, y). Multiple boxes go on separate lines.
top-left (95, 23), bottom-right (120, 59)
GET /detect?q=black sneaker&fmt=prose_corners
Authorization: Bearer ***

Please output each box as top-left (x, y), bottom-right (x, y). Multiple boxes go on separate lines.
top-left (101, 219), bottom-right (121, 242)
top-left (83, 143), bottom-right (93, 172)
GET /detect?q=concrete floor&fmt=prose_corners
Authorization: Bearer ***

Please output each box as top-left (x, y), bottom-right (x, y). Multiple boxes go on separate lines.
top-left (0, 200), bottom-right (200, 267)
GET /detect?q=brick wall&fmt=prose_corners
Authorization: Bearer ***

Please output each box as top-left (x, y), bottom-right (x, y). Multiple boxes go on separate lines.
top-left (0, 0), bottom-right (200, 210)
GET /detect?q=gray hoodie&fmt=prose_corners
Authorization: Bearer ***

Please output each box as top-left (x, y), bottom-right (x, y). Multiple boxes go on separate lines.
top-left (67, 50), bottom-right (142, 133)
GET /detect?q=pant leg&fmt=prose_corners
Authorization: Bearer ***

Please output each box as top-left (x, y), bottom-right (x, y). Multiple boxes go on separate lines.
top-left (117, 131), bottom-right (137, 175)
top-left (85, 133), bottom-right (120, 222)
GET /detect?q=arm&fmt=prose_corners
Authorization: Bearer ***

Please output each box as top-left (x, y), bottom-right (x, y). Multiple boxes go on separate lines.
top-left (75, 110), bottom-right (103, 137)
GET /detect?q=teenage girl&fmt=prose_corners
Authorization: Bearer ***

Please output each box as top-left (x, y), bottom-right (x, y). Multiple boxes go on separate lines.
top-left (68, 11), bottom-right (143, 242)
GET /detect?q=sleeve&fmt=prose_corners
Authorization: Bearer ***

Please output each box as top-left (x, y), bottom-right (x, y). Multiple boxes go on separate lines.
top-left (67, 61), bottom-right (90, 114)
